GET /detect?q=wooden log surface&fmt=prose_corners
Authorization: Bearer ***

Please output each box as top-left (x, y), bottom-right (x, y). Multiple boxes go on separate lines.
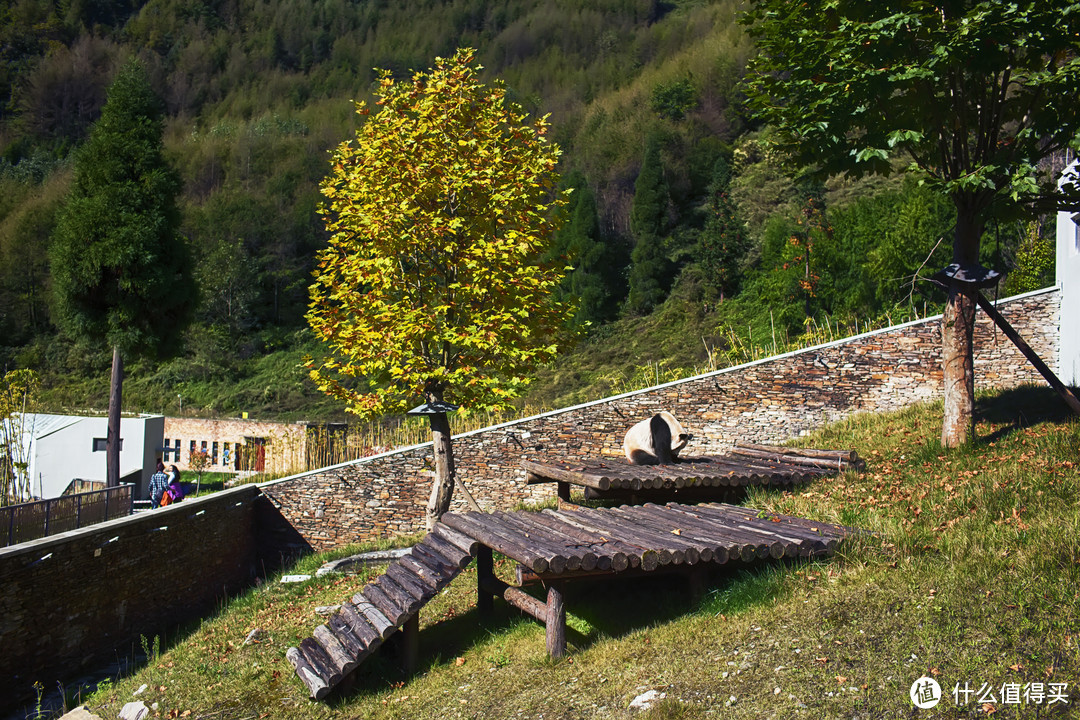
top-left (657, 504), bottom-right (796, 559)
top-left (729, 446), bottom-right (852, 471)
top-left (326, 613), bottom-right (367, 661)
top-left (432, 522), bottom-right (482, 556)
top-left (352, 597), bottom-right (395, 639)
top-left (287, 646), bottom-right (330, 700)
top-left (442, 512), bottom-right (551, 574)
top-left (495, 512), bottom-right (587, 572)
top-left (299, 637), bottom-right (341, 689)
top-left (385, 562), bottom-right (432, 602)
top-left (522, 459), bottom-right (612, 490)
top-left (735, 442), bottom-right (859, 463)
top-left (361, 582), bottom-right (408, 627)
top-left (377, 573), bottom-right (423, 615)
top-left (398, 553), bottom-right (445, 591)
top-left (339, 602), bottom-right (380, 648)
top-left (543, 509), bottom-right (645, 571)
top-left (420, 532), bottom-right (474, 569)
top-left (312, 623), bottom-right (356, 676)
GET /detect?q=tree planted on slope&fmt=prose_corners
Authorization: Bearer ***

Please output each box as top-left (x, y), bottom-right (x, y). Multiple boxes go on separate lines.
top-left (742, 0), bottom-right (1080, 446)
top-left (307, 49), bottom-right (574, 529)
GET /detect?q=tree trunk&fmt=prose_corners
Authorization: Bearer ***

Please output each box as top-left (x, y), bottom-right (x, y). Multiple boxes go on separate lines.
top-left (941, 207), bottom-right (981, 447)
top-left (425, 392), bottom-right (456, 531)
top-left (107, 346), bottom-right (123, 488)
top-left (940, 283), bottom-right (976, 447)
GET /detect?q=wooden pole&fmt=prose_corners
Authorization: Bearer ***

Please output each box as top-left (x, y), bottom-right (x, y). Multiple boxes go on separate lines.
top-left (476, 545), bottom-right (493, 618)
top-left (399, 613), bottom-right (419, 674)
top-left (975, 291), bottom-right (1080, 415)
top-left (106, 346), bottom-right (122, 488)
top-left (545, 582), bottom-right (566, 658)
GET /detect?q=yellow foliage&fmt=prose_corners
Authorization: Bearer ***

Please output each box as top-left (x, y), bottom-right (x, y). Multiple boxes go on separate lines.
top-left (307, 49), bottom-right (575, 418)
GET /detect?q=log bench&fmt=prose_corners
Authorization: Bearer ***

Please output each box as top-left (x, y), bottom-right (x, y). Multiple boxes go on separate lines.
top-left (523, 443), bottom-right (863, 505)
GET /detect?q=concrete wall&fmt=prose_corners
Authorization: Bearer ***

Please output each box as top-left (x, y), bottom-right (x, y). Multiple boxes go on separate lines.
top-left (26, 414), bottom-right (164, 500)
top-left (1057, 161), bottom-right (1080, 385)
top-left (0, 486), bottom-right (269, 710)
top-left (260, 287), bottom-right (1061, 552)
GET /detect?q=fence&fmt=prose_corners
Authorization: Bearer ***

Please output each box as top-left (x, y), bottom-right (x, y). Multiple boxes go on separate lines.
top-left (1, 483), bottom-right (134, 548)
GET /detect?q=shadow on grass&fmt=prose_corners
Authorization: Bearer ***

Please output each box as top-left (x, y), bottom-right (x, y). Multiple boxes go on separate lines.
top-left (976, 385), bottom-right (1079, 444)
top-left (324, 558), bottom-right (799, 706)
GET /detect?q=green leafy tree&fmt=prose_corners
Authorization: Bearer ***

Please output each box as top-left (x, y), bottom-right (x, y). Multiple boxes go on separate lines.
top-left (307, 49), bottom-right (574, 529)
top-left (50, 58), bottom-right (194, 486)
top-left (1003, 220), bottom-right (1055, 295)
top-left (742, 0), bottom-right (1080, 447)
top-left (627, 134), bottom-right (673, 315)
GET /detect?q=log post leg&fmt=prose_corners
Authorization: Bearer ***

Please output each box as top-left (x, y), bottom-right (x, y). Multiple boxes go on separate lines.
top-left (477, 545), bottom-right (494, 618)
top-left (688, 567), bottom-right (707, 603)
top-left (557, 481), bottom-right (570, 503)
top-left (545, 582), bottom-right (566, 658)
top-left (400, 613), bottom-right (419, 674)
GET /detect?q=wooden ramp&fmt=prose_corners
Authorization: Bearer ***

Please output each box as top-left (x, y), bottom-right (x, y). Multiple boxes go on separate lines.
top-left (286, 525), bottom-right (479, 700)
top-left (287, 503), bottom-right (854, 700)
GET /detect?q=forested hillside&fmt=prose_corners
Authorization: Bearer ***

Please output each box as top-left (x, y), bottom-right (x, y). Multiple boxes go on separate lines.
top-left (0, 0), bottom-right (1056, 420)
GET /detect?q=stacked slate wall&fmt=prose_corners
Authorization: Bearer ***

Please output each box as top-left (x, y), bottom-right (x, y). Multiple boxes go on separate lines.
top-left (260, 288), bottom-right (1061, 551)
top-left (0, 486), bottom-right (269, 711)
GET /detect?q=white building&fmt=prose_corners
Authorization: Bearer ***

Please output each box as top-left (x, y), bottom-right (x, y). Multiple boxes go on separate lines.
top-left (1057, 162), bottom-right (1080, 386)
top-left (14, 413), bottom-right (165, 500)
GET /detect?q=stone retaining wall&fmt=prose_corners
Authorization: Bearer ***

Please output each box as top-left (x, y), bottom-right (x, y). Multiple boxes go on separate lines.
top-left (260, 288), bottom-right (1061, 551)
top-left (0, 486), bottom-right (267, 710)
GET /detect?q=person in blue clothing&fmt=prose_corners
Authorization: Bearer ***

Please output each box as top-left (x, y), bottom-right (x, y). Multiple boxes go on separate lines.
top-left (149, 461), bottom-right (170, 508)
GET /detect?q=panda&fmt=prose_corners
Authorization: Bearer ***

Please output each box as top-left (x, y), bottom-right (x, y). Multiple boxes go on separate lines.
top-left (622, 411), bottom-right (692, 465)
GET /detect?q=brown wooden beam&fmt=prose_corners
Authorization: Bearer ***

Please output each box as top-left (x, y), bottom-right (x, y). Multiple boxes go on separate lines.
top-left (476, 545), bottom-right (493, 618)
top-left (975, 292), bottom-right (1080, 415)
top-left (545, 582), bottom-right (567, 658)
top-left (478, 572), bottom-right (548, 623)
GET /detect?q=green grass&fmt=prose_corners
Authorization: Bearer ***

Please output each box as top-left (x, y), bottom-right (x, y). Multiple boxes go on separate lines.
top-left (71, 386), bottom-right (1079, 718)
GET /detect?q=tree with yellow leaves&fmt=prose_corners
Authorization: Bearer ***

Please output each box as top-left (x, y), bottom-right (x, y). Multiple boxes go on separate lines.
top-left (307, 49), bottom-right (574, 529)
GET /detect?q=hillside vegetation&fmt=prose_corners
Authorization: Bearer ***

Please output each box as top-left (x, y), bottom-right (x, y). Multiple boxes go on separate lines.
top-left (0, 0), bottom-right (1056, 422)
top-left (60, 386), bottom-right (1080, 718)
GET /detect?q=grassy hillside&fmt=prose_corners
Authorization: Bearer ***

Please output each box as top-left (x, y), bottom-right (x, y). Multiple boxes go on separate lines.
top-left (58, 386), bottom-right (1079, 719)
top-left (1, 0), bottom-right (1052, 424)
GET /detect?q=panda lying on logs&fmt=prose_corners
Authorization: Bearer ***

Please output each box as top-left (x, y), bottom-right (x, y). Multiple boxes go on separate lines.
top-left (622, 411), bottom-right (692, 465)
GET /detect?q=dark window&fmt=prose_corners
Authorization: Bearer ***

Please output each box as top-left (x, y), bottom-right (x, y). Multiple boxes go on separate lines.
top-left (92, 438), bottom-right (123, 452)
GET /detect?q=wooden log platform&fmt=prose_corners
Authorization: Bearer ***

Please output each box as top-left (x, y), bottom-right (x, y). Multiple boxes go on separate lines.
top-left (287, 502), bottom-right (854, 701)
top-left (524, 444), bottom-right (863, 501)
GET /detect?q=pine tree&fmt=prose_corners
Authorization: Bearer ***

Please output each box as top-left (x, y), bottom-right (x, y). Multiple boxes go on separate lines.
top-left (51, 58), bottom-right (194, 487)
top-left (698, 156), bottom-right (748, 303)
top-left (549, 170), bottom-right (612, 328)
top-left (627, 134), bottom-right (672, 315)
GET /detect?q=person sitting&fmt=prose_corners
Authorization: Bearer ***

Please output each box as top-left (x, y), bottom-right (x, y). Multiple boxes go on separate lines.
top-left (149, 462), bottom-right (170, 508)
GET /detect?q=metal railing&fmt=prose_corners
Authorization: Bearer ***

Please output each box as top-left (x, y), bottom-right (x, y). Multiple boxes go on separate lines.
top-left (1, 483), bottom-right (135, 548)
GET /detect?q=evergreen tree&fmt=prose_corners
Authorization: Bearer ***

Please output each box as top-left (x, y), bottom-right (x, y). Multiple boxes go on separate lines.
top-left (549, 170), bottom-right (612, 328)
top-left (51, 58), bottom-right (193, 487)
top-left (698, 156), bottom-right (748, 303)
top-left (627, 134), bottom-right (672, 315)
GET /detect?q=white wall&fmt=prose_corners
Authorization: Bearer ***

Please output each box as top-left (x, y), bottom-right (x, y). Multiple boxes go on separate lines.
top-left (1057, 161), bottom-right (1080, 386)
top-left (26, 414), bottom-right (164, 500)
